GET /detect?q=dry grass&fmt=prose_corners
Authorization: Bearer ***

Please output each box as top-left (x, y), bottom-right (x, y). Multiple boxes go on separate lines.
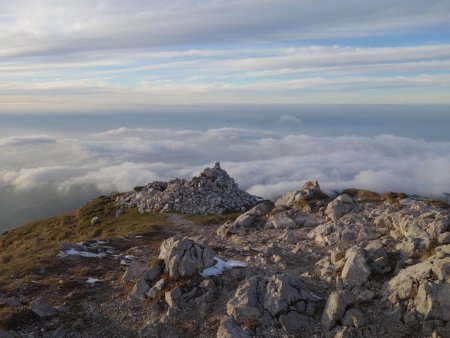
top-left (184, 213), bottom-right (241, 226)
top-left (380, 192), bottom-right (409, 204)
top-left (424, 199), bottom-right (450, 209)
top-left (0, 196), bottom-right (167, 286)
top-left (420, 241), bottom-right (439, 261)
top-left (0, 306), bottom-right (37, 330)
top-left (342, 189), bottom-right (381, 202)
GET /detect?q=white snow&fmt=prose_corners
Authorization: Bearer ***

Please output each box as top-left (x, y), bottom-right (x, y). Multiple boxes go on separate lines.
top-left (200, 256), bottom-right (247, 277)
top-left (57, 249), bottom-right (106, 258)
top-left (86, 277), bottom-right (101, 285)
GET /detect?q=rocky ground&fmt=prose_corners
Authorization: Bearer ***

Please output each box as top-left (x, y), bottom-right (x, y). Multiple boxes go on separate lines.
top-left (1, 167), bottom-right (450, 338)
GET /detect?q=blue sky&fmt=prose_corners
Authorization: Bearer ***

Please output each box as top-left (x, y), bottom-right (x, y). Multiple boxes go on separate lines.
top-left (1, 0), bottom-right (450, 113)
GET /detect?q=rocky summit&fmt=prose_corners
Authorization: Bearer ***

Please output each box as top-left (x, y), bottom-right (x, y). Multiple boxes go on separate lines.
top-left (116, 162), bottom-right (260, 215)
top-left (1, 167), bottom-right (450, 338)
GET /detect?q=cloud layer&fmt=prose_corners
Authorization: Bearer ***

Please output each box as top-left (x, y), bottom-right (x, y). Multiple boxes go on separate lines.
top-left (1, 1), bottom-right (450, 111)
top-left (1, 127), bottom-right (450, 231)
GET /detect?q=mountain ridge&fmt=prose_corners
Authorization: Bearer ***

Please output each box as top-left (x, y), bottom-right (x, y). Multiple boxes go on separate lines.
top-left (1, 165), bottom-right (449, 337)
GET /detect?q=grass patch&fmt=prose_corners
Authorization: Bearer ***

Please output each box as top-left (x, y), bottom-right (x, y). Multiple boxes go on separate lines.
top-left (183, 213), bottom-right (241, 226)
top-left (380, 192), bottom-right (409, 204)
top-left (424, 199), bottom-right (450, 209)
top-left (0, 306), bottom-right (37, 330)
top-left (0, 196), bottom-right (167, 286)
top-left (342, 189), bottom-right (381, 202)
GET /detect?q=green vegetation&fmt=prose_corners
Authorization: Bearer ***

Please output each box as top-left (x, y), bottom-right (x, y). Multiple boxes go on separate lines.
top-left (0, 196), bottom-right (167, 285)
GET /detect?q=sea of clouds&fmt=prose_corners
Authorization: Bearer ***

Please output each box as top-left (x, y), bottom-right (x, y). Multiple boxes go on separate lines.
top-left (1, 126), bottom-right (450, 231)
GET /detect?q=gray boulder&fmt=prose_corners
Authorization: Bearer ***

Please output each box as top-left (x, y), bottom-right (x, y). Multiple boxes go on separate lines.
top-left (31, 297), bottom-right (57, 318)
top-left (158, 234), bottom-right (215, 278)
top-left (268, 212), bottom-right (298, 229)
top-left (326, 194), bottom-right (354, 222)
top-left (227, 273), bottom-right (320, 331)
top-left (130, 264), bottom-right (162, 300)
top-left (414, 282), bottom-right (450, 321)
top-left (341, 246), bottom-right (371, 287)
top-left (321, 291), bottom-right (354, 330)
top-left (226, 276), bottom-right (264, 324)
top-left (217, 201), bottom-right (274, 236)
top-left (341, 308), bottom-right (366, 328)
top-left (146, 278), bottom-right (165, 299)
top-left (122, 261), bottom-right (149, 283)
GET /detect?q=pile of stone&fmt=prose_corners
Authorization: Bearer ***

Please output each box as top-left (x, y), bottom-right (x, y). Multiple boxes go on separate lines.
top-left (116, 162), bottom-right (260, 214)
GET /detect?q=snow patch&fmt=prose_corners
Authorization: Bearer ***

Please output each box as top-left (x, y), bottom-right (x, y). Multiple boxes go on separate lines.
top-left (57, 249), bottom-right (106, 258)
top-left (86, 277), bottom-right (101, 285)
top-left (201, 256), bottom-right (247, 277)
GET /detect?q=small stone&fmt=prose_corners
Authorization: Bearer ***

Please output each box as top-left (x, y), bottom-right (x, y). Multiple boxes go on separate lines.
top-left (130, 277), bottom-right (149, 300)
top-left (199, 279), bottom-right (215, 291)
top-left (122, 261), bottom-right (149, 283)
top-left (31, 297), bottom-right (57, 318)
top-left (284, 230), bottom-right (299, 244)
top-left (165, 287), bottom-right (182, 308)
top-left (341, 308), bottom-right (366, 328)
top-left (115, 209), bottom-right (123, 218)
top-left (146, 279), bottom-right (165, 299)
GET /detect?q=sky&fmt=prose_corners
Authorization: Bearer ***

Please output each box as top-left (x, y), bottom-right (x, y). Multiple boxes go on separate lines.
top-left (1, 0), bottom-right (450, 112)
top-left (1, 1), bottom-right (450, 231)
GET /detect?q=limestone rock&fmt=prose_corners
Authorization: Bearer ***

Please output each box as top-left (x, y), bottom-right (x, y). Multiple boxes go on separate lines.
top-left (326, 194), bottom-right (354, 222)
top-left (268, 212), bottom-right (298, 229)
top-left (283, 229), bottom-right (299, 244)
top-left (217, 201), bottom-right (274, 236)
top-left (341, 308), bottom-right (366, 328)
top-left (158, 234), bottom-right (215, 278)
top-left (341, 246), bottom-right (370, 287)
top-left (165, 287), bottom-right (182, 308)
top-left (275, 191), bottom-right (296, 207)
top-left (226, 276), bottom-right (263, 324)
top-left (216, 317), bottom-right (251, 338)
top-left (31, 297), bottom-right (57, 318)
top-left (275, 180), bottom-right (327, 207)
top-left (122, 261), bottom-right (149, 283)
top-left (130, 277), bottom-right (150, 300)
top-left (143, 264), bottom-right (163, 283)
top-left (414, 282), bottom-right (450, 321)
top-left (321, 291), bottom-right (354, 330)
top-left (227, 273), bottom-right (320, 331)
top-left (146, 279), bottom-right (165, 299)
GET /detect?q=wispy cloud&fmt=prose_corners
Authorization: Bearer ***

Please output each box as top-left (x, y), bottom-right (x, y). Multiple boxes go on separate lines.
top-left (1, 1), bottom-right (450, 110)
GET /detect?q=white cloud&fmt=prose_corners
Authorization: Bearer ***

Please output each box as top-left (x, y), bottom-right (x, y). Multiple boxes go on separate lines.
top-left (1, 127), bottom-right (450, 231)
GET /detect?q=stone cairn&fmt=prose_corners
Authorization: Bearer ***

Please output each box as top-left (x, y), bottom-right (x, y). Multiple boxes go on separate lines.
top-left (116, 162), bottom-right (260, 214)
